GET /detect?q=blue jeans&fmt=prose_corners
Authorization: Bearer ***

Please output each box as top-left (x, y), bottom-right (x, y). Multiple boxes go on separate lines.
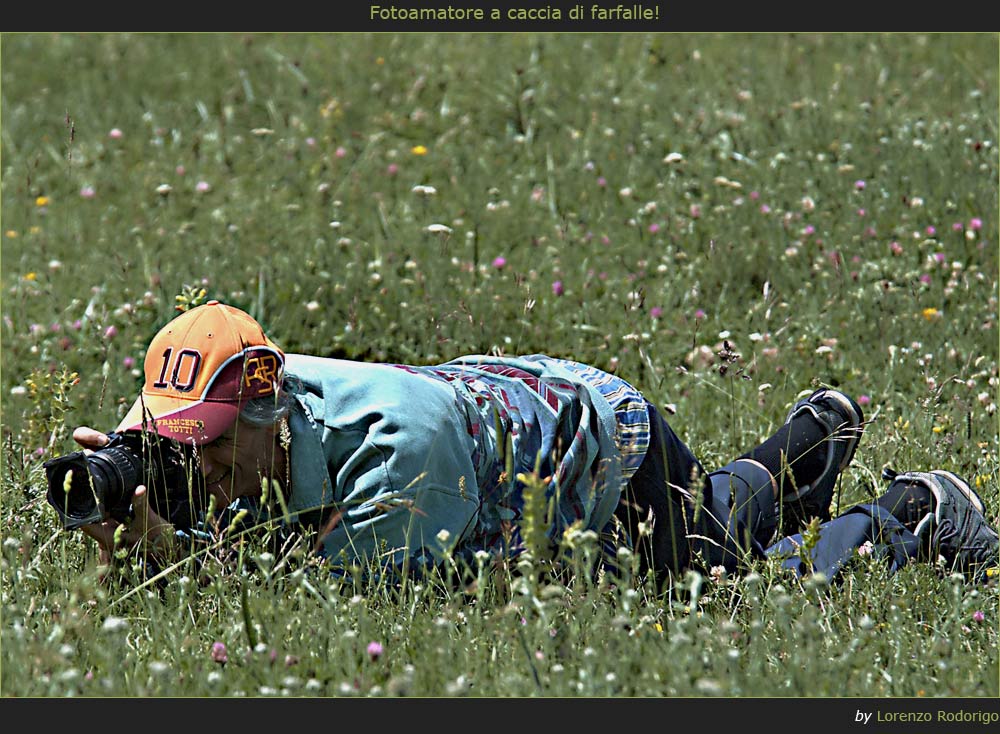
top-left (620, 403), bottom-right (920, 581)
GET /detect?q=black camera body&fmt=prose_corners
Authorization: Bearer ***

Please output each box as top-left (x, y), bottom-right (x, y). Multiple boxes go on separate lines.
top-left (44, 431), bottom-right (206, 531)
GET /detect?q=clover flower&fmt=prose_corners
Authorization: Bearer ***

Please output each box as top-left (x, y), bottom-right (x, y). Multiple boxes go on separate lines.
top-left (211, 642), bottom-right (228, 664)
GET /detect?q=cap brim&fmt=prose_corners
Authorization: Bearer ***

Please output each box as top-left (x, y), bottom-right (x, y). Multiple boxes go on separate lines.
top-left (116, 392), bottom-right (239, 445)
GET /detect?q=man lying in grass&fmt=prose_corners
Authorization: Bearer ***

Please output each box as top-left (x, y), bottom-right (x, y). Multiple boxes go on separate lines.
top-left (60, 301), bottom-right (998, 587)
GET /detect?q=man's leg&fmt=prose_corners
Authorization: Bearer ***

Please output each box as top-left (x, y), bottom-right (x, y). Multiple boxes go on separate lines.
top-left (622, 389), bottom-right (866, 581)
top-left (766, 503), bottom-right (919, 578)
top-left (616, 402), bottom-right (704, 581)
top-left (712, 388), bottom-right (866, 544)
top-left (619, 404), bottom-right (780, 581)
top-left (766, 469), bottom-right (999, 581)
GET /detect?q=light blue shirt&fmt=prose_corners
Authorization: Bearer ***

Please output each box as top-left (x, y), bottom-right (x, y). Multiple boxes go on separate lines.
top-left (281, 354), bottom-right (650, 573)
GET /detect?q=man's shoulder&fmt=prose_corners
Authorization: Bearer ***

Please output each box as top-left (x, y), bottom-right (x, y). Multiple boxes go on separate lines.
top-left (284, 353), bottom-right (460, 408)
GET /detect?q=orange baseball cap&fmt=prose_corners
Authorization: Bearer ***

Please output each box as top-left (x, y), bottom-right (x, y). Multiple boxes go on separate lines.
top-left (117, 301), bottom-right (286, 444)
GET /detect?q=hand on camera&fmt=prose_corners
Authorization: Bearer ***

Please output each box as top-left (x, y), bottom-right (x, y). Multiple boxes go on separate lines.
top-left (72, 426), bottom-right (178, 574)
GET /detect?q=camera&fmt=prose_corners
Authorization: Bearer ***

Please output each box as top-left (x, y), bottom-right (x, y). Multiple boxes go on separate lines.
top-left (44, 431), bottom-right (207, 531)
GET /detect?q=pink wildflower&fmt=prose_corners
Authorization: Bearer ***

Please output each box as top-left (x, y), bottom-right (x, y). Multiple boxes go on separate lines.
top-left (596, 176), bottom-right (607, 187)
top-left (926, 225), bottom-right (936, 236)
top-left (552, 280), bottom-right (564, 296)
top-left (648, 223), bottom-right (660, 234)
top-left (694, 309), bottom-right (706, 320)
top-left (123, 357), bottom-right (136, 369)
top-left (108, 128), bottom-right (123, 140)
top-left (195, 181), bottom-right (211, 193)
top-left (103, 325), bottom-right (118, 340)
top-left (858, 395), bottom-right (871, 406)
top-left (803, 225), bottom-right (815, 236)
top-left (973, 610), bottom-right (986, 623)
top-left (855, 179), bottom-right (866, 190)
top-left (79, 186), bottom-right (96, 199)
top-left (759, 204), bottom-right (771, 214)
top-left (890, 241), bottom-right (903, 256)
top-left (749, 191), bottom-right (760, 200)
top-left (335, 146), bottom-right (347, 158)
top-left (970, 217), bottom-right (983, 231)
top-left (387, 163), bottom-right (399, 176)
top-left (650, 306), bottom-right (663, 318)
top-left (366, 641), bottom-right (384, 661)
top-left (492, 256), bottom-right (507, 269)
top-left (211, 642), bottom-right (228, 664)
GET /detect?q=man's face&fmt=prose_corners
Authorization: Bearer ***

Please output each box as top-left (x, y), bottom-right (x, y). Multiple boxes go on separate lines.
top-left (198, 421), bottom-right (280, 505)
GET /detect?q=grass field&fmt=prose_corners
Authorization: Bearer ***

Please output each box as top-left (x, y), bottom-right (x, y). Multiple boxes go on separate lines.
top-left (1, 32), bottom-right (997, 698)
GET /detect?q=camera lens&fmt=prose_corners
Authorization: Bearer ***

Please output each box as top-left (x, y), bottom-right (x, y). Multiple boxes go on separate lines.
top-left (44, 445), bottom-right (142, 530)
top-left (45, 433), bottom-right (206, 531)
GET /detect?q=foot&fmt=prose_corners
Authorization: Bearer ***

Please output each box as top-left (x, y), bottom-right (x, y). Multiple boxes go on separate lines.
top-left (778, 388), bottom-right (865, 534)
top-left (891, 469), bottom-right (999, 581)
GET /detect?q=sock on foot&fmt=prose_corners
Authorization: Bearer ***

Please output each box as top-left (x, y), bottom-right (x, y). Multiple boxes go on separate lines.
top-left (739, 414), bottom-right (828, 496)
top-left (874, 481), bottom-right (934, 531)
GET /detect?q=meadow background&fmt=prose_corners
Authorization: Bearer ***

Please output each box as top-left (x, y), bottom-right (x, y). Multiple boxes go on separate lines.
top-left (1, 32), bottom-right (997, 698)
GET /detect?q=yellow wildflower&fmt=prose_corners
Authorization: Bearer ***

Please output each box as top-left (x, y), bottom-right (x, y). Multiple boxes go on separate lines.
top-left (376, 56), bottom-right (385, 65)
top-left (411, 145), bottom-right (428, 156)
top-left (29, 226), bottom-right (41, 235)
top-left (35, 195), bottom-right (50, 207)
top-left (922, 307), bottom-right (941, 321)
top-left (320, 98), bottom-right (342, 119)
top-left (5, 230), bottom-right (17, 238)
top-left (24, 272), bottom-right (37, 281)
